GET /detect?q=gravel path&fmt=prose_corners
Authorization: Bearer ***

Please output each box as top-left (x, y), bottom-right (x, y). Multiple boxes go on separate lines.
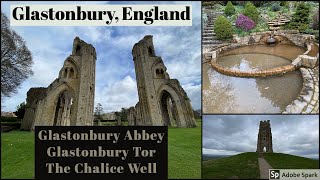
top-left (258, 157), bottom-right (273, 179)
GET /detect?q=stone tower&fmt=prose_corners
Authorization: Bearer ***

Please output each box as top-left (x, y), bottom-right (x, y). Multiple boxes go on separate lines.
top-left (130, 35), bottom-right (196, 127)
top-left (256, 120), bottom-right (273, 153)
top-left (22, 37), bottom-right (96, 130)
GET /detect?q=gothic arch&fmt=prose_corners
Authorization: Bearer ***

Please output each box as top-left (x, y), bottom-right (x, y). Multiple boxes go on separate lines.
top-left (157, 83), bottom-right (186, 127)
top-left (59, 57), bottom-right (80, 79)
top-left (43, 82), bottom-right (76, 126)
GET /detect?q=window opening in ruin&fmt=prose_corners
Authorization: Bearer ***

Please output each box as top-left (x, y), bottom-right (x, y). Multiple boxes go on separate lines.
top-left (148, 47), bottom-right (153, 56)
top-left (53, 91), bottom-right (73, 126)
top-left (75, 45), bottom-right (81, 55)
top-left (69, 68), bottom-right (74, 78)
top-left (64, 68), bottom-right (68, 78)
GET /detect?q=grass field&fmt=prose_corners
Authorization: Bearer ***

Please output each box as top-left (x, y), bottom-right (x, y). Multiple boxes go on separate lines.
top-left (1, 131), bottom-right (35, 179)
top-left (264, 153), bottom-right (319, 169)
top-left (1, 120), bottom-right (201, 179)
top-left (168, 120), bottom-right (201, 179)
top-left (202, 152), bottom-right (260, 179)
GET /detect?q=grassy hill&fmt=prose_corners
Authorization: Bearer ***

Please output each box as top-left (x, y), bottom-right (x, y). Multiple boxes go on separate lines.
top-left (264, 153), bottom-right (319, 169)
top-left (202, 152), bottom-right (319, 179)
top-left (1, 119), bottom-right (201, 179)
top-left (202, 152), bottom-right (260, 179)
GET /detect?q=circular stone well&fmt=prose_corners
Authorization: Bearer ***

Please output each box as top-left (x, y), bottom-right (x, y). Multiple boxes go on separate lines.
top-left (203, 44), bottom-right (306, 113)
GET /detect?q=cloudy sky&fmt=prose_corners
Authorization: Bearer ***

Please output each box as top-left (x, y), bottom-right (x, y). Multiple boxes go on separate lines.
top-left (1, 1), bottom-right (201, 113)
top-left (203, 115), bottom-right (319, 159)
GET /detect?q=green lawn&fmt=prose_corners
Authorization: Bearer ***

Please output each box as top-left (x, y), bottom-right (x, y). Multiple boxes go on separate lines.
top-left (1, 120), bottom-right (201, 179)
top-left (1, 130), bottom-right (34, 179)
top-left (264, 153), bottom-right (319, 169)
top-left (168, 119), bottom-right (201, 179)
top-left (202, 152), bottom-right (260, 179)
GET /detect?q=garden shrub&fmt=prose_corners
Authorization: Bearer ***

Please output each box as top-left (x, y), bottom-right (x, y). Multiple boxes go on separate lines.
top-left (280, 1), bottom-right (289, 8)
top-left (235, 14), bottom-right (256, 31)
top-left (271, 3), bottom-right (281, 12)
top-left (214, 15), bottom-right (234, 40)
top-left (288, 2), bottom-right (311, 32)
top-left (243, 2), bottom-right (259, 22)
top-left (312, 8), bottom-right (319, 30)
top-left (251, 1), bottom-right (268, 7)
top-left (225, 1), bottom-right (235, 16)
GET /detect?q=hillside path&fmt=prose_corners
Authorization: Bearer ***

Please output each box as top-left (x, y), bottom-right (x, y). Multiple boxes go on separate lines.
top-left (258, 157), bottom-right (273, 179)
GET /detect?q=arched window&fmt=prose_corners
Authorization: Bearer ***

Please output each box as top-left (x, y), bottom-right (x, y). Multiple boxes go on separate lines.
top-left (69, 68), bottom-right (74, 78)
top-left (64, 68), bottom-right (68, 78)
top-left (75, 45), bottom-right (81, 55)
top-left (148, 47), bottom-right (153, 56)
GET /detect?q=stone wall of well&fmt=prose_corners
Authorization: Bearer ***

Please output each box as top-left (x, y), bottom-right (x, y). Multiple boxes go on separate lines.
top-left (203, 32), bottom-right (319, 114)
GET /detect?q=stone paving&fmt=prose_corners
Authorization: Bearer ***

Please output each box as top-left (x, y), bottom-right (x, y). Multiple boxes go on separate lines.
top-left (283, 66), bottom-right (319, 114)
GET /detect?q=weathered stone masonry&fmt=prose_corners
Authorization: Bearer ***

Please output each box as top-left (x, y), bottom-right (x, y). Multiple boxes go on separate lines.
top-left (128, 35), bottom-right (196, 128)
top-left (21, 37), bottom-right (96, 130)
top-left (256, 120), bottom-right (273, 153)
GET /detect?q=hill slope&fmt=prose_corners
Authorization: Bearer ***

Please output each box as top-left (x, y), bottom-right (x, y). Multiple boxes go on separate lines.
top-left (202, 152), bottom-right (319, 179)
top-left (264, 153), bottom-right (319, 169)
top-left (202, 152), bottom-right (260, 179)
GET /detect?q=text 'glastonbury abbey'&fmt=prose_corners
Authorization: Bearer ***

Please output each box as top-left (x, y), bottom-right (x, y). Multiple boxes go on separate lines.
top-left (38, 129), bottom-right (165, 143)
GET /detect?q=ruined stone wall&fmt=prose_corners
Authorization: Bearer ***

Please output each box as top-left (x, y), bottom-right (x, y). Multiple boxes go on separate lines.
top-left (127, 107), bottom-right (136, 126)
top-left (20, 88), bottom-right (47, 130)
top-left (23, 37), bottom-right (96, 129)
top-left (210, 61), bottom-right (297, 77)
top-left (131, 35), bottom-right (196, 127)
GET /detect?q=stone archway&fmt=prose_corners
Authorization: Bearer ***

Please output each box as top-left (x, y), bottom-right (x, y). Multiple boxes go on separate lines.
top-left (159, 90), bottom-right (179, 127)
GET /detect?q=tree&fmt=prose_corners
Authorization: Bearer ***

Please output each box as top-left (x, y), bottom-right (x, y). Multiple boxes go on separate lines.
top-left (225, 1), bottom-right (236, 16)
top-left (94, 103), bottom-right (103, 125)
top-left (243, 2), bottom-right (259, 23)
top-left (288, 2), bottom-right (311, 32)
top-left (14, 102), bottom-right (26, 119)
top-left (1, 12), bottom-right (33, 98)
top-left (214, 15), bottom-right (234, 40)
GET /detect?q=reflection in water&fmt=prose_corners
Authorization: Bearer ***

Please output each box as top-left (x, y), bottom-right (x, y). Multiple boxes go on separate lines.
top-left (203, 44), bottom-right (305, 113)
top-left (218, 54), bottom-right (293, 71)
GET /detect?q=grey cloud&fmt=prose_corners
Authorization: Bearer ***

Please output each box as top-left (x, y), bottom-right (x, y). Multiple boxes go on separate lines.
top-left (203, 115), bottom-right (319, 159)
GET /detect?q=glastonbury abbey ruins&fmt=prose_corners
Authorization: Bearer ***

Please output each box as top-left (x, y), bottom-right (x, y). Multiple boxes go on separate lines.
top-left (21, 35), bottom-right (196, 130)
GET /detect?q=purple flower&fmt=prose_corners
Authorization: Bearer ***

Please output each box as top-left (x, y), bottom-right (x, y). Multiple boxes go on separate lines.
top-left (235, 14), bottom-right (256, 31)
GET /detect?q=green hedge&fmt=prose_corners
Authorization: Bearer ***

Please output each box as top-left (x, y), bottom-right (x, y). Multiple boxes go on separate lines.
top-left (0, 116), bottom-right (21, 122)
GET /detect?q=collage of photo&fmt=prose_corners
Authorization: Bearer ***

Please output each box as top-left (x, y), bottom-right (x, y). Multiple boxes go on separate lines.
top-left (1, 1), bottom-right (319, 179)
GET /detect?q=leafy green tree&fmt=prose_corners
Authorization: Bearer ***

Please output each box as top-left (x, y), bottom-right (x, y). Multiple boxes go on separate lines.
top-left (243, 2), bottom-right (259, 22)
top-left (14, 102), bottom-right (26, 119)
top-left (288, 2), bottom-right (311, 32)
top-left (225, 1), bottom-right (236, 16)
top-left (94, 103), bottom-right (103, 125)
top-left (214, 15), bottom-right (234, 40)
